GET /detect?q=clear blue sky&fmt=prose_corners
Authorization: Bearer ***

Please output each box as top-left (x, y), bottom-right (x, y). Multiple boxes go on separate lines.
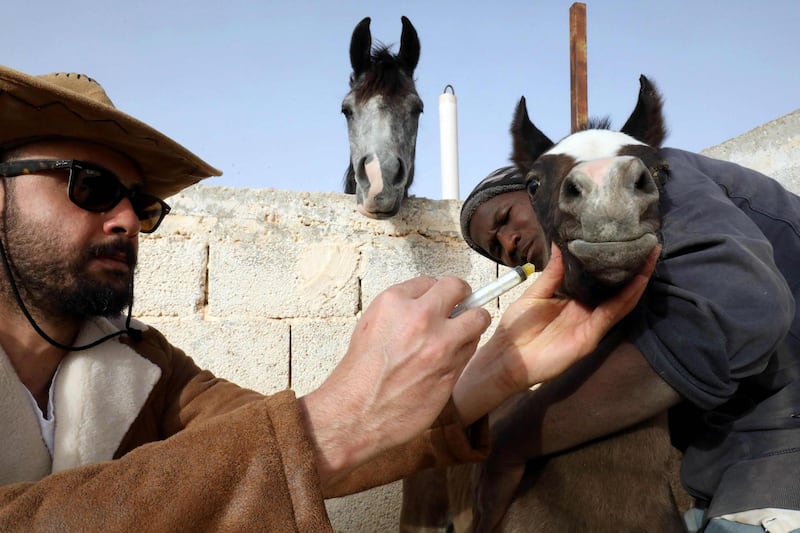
top-left (5, 0), bottom-right (799, 200)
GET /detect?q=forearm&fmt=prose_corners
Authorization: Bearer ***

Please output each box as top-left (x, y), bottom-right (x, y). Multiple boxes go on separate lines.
top-left (297, 372), bottom-right (459, 494)
top-left (300, 381), bottom-right (490, 498)
top-left (298, 385), bottom-right (374, 492)
top-left (318, 399), bottom-right (489, 498)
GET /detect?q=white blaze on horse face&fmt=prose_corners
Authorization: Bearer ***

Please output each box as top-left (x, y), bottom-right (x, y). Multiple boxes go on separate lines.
top-left (364, 155), bottom-right (384, 195)
top-left (348, 97), bottom-right (391, 201)
top-left (547, 130), bottom-right (646, 162)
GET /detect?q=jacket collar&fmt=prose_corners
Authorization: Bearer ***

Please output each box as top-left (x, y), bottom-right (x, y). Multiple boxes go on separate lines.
top-left (0, 317), bottom-right (161, 484)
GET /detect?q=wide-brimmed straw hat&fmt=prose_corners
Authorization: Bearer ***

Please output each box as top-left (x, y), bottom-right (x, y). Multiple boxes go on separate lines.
top-left (0, 64), bottom-right (221, 199)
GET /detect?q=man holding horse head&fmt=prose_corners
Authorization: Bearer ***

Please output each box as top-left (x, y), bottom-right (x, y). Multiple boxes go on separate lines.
top-left (460, 153), bottom-right (800, 532)
top-left (0, 64), bottom-right (655, 530)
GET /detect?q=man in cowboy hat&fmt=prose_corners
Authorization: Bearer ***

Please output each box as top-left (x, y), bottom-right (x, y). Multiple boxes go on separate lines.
top-left (0, 64), bottom-right (654, 530)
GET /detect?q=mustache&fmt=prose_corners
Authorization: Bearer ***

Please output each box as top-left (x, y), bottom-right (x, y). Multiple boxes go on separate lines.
top-left (87, 240), bottom-right (137, 268)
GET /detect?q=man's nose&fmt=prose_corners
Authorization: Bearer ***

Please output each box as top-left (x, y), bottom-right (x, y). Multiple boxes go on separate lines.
top-left (497, 228), bottom-right (520, 255)
top-left (103, 197), bottom-right (140, 235)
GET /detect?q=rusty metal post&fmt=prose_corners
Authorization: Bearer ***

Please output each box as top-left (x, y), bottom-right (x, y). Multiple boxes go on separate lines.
top-left (570, 2), bottom-right (588, 132)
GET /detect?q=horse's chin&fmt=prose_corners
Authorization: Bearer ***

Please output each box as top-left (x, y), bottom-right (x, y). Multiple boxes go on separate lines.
top-left (567, 234), bottom-right (658, 285)
top-left (356, 203), bottom-right (401, 219)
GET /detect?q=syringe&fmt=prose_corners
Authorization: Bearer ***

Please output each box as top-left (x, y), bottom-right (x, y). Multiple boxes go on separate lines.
top-left (450, 263), bottom-right (535, 318)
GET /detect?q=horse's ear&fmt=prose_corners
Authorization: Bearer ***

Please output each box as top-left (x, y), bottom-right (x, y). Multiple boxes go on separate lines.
top-left (510, 96), bottom-right (554, 170)
top-left (620, 75), bottom-right (668, 148)
top-left (350, 17), bottom-right (373, 76)
top-left (398, 16), bottom-right (420, 74)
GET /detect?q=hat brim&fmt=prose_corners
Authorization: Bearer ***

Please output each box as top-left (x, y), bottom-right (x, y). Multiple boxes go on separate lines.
top-left (0, 65), bottom-right (221, 199)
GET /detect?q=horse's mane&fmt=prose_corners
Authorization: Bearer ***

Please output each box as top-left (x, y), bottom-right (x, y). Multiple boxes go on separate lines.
top-left (350, 45), bottom-right (416, 103)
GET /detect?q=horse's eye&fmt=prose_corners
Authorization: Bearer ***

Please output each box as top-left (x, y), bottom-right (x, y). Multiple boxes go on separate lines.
top-left (526, 178), bottom-right (540, 197)
top-left (341, 106), bottom-right (353, 119)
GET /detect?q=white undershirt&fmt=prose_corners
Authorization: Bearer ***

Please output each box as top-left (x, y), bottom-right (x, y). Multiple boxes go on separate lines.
top-left (23, 367), bottom-right (59, 457)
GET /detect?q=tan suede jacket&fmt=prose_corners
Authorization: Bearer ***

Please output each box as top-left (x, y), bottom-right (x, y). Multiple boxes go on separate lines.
top-left (0, 317), bottom-right (488, 532)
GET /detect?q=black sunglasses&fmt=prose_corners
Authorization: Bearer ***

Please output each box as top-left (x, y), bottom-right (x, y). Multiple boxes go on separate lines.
top-left (0, 159), bottom-right (171, 233)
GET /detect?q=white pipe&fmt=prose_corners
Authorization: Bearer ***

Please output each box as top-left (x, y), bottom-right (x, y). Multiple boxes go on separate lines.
top-left (439, 85), bottom-right (460, 200)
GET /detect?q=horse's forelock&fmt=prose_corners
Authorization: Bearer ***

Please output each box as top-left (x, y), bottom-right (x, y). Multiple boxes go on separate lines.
top-left (351, 46), bottom-right (416, 104)
top-left (577, 117), bottom-right (613, 132)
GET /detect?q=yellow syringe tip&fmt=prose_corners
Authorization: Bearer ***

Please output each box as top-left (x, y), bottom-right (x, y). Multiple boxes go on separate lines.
top-left (521, 263), bottom-right (535, 278)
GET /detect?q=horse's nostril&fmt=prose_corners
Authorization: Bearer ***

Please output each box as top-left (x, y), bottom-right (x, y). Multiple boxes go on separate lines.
top-left (635, 170), bottom-right (656, 193)
top-left (392, 158), bottom-right (405, 186)
top-left (355, 158), bottom-right (369, 185)
top-left (563, 179), bottom-right (581, 199)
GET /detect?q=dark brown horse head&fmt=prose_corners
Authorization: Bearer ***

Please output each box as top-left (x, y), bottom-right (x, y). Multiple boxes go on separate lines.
top-left (342, 16), bottom-right (422, 219)
top-left (511, 75), bottom-right (668, 305)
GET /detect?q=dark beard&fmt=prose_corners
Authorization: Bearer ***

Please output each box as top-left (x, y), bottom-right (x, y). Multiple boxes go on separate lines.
top-left (2, 201), bottom-right (136, 320)
top-left (58, 242), bottom-right (136, 318)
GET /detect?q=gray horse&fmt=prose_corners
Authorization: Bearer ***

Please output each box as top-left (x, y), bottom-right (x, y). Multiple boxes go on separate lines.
top-left (342, 16), bottom-right (422, 219)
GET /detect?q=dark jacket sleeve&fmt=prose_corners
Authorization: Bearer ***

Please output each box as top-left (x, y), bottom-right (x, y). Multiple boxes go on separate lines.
top-left (628, 149), bottom-right (795, 410)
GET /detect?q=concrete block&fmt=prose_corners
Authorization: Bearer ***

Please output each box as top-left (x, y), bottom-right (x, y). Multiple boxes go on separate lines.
top-left (135, 234), bottom-right (208, 317)
top-left (326, 481), bottom-right (402, 532)
top-left (143, 317), bottom-right (290, 394)
top-left (291, 318), bottom-right (357, 396)
top-left (359, 234), bottom-right (496, 308)
top-left (207, 239), bottom-right (360, 319)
